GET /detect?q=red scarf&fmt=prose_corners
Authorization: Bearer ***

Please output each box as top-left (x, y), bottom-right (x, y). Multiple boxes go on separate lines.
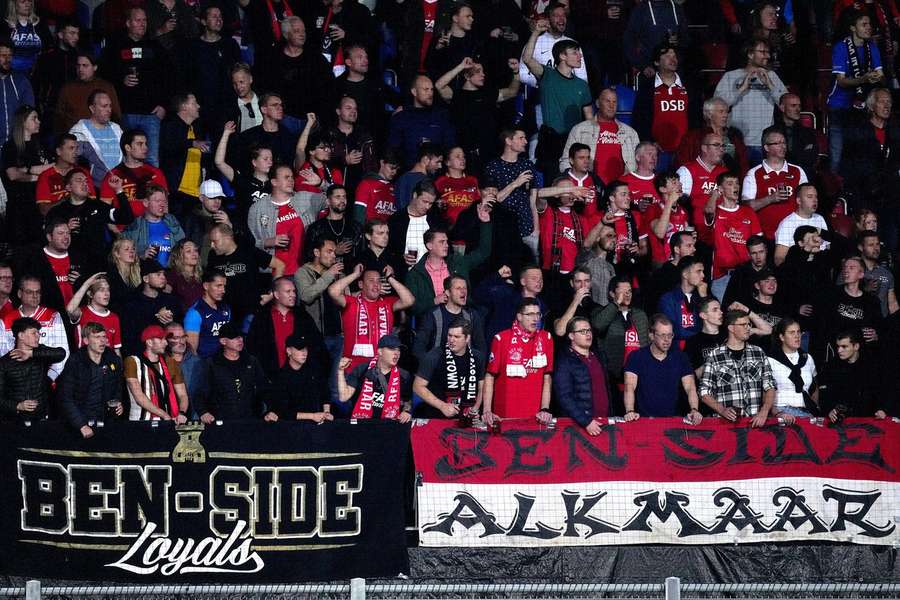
top-left (352, 358), bottom-right (402, 419)
top-left (140, 354), bottom-right (179, 418)
top-left (354, 296), bottom-right (390, 357)
top-left (505, 321), bottom-right (546, 377)
top-left (266, 0), bottom-right (294, 41)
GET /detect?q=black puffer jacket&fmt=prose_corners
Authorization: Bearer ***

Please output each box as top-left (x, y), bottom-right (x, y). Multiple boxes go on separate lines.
top-left (0, 345), bottom-right (67, 420)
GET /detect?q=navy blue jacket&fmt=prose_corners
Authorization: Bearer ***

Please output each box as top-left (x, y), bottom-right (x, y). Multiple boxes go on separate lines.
top-left (387, 106), bottom-right (456, 169)
top-left (553, 346), bottom-right (610, 427)
top-left (658, 287), bottom-right (703, 342)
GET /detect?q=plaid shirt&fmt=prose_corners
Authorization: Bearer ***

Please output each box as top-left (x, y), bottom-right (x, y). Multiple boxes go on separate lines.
top-left (699, 343), bottom-right (775, 415)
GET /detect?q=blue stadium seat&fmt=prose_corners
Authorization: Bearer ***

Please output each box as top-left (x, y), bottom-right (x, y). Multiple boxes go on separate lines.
top-left (615, 84), bottom-right (636, 125)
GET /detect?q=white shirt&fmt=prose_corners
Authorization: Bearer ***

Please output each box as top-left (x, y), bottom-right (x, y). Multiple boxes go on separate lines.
top-left (768, 351), bottom-right (817, 409)
top-left (774, 212), bottom-right (829, 249)
top-left (404, 214), bottom-right (430, 258)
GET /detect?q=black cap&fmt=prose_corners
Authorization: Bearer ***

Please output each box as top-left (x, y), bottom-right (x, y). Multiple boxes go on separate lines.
top-left (218, 321), bottom-right (243, 339)
top-left (140, 258), bottom-right (165, 277)
top-left (377, 334), bottom-right (404, 349)
top-left (285, 334), bottom-right (307, 350)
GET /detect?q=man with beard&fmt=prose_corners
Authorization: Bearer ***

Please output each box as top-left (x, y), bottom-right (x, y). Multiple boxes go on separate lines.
top-left (303, 184), bottom-right (363, 266)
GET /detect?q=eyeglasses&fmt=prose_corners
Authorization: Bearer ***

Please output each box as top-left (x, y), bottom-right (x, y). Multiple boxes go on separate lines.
top-left (0, 275), bottom-right (12, 281)
top-left (652, 332), bottom-right (675, 340)
top-left (572, 328), bottom-right (592, 335)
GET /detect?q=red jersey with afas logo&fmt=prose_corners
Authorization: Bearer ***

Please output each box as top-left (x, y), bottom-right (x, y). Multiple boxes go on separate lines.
top-left (741, 161), bottom-right (807, 239)
top-left (678, 159), bottom-right (728, 242)
top-left (274, 201), bottom-right (304, 276)
top-left (621, 171), bottom-right (660, 206)
top-left (43, 249), bottom-right (74, 306)
top-left (434, 175), bottom-right (480, 229)
top-left (643, 201), bottom-right (690, 264)
top-left (651, 76), bottom-right (689, 151)
top-left (594, 120), bottom-right (625, 183)
top-left (101, 163), bottom-right (168, 225)
top-left (355, 177), bottom-right (396, 220)
top-left (420, 0), bottom-right (439, 69)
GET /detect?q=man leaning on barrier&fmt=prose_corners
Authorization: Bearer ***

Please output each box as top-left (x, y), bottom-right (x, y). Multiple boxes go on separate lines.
top-left (58, 322), bottom-right (124, 438)
top-left (699, 309), bottom-right (776, 428)
top-left (337, 334), bottom-right (413, 423)
top-left (0, 317), bottom-right (67, 422)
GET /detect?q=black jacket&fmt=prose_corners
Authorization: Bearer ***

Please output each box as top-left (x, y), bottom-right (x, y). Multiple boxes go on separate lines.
top-left (245, 304), bottom-right (330, 379)
top-left (160, 116), bottom-right (211, 196)
top-left (100, 33), bottom-right (170, 114)
top-left (266, 361), bottom-right (328, 419)
top-left (57, 347), bottom-right (123, 429)
top-left (840, 113), bottom-right (900, 206)
top-left (12, 245), bottom-right (87, 313)
top-left (197, 351), bottom-right (268, 419)
top-left (553, 346), bottom-right (611, 427)
top-left (45, 193), bottom-right (135, 275)
top-left (387, 208), bottom-right (447, 265)
top-left (819, 354), bottom-right (883, 417)
top-left (0, 345), bottom-right (67, 420)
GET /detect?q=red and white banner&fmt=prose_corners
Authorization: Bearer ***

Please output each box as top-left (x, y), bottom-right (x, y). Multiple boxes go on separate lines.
top-left (412, 418), bottom-right (900, 547)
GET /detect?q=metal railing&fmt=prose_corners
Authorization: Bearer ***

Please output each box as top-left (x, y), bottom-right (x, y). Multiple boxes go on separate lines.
top-left (3, 578), bottom-right (900, 599)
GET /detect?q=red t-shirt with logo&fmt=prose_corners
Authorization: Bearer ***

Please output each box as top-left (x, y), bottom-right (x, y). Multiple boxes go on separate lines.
top-left (643, 201), bottom-right (690, 264)
top-left (355, 177), bottom-right (396, 220)
top-left (539, 207), bottom-right (584, 273)
top-left (651, 82), bottom-right (690, 151)
top-left (621, 171), bottom-right (660, 207)
top-left (744, 162), bottom-right (806, 239)
top-left (274, 201), bottom-right (304, 276)
top-left (593, 209), bottom-right (647, 263)
top-left (680, 159), bottom-right (728, 242)
top-left (594, 120), bottom-right (625, 183)
top-left (434, 174), bottom-right (480, 231)
top-left (487, 328), bottom-right (554, 418)
top-left (36, 166), bottom-right (96, 206)
top-left (44, 249), bottom-right (73, 306)
top-left (271, 305), bottom-right (295, 367)
top-left (79, 305), bottom-right (122, 348)
top-left (711, 204), bottom-right (762, 278)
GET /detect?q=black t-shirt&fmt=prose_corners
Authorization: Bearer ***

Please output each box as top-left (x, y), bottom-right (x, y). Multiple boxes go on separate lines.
top-left (416, 347), bottom-right (485, 411)
top-left (2, 138), bottom-right (49, 202)
top-left (747, 296), bottom-right (786, 349)
top-left (231, 173), bottom-right (269, 231)
top-left (451, 86), bottom-right (499, 155)
top-left (207, 242), bottom-right (272, 319)
top-left (684, 329), bottom-right (727, 370)
top-left (346, 363), bottom-right (412, 419)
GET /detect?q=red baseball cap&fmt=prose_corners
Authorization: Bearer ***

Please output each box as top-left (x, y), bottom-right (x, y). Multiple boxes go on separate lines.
top-left (141, 325), bottom-right (167, 343)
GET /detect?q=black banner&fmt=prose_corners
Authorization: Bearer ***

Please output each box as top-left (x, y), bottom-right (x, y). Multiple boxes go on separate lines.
top-left (0, 420), bottom-right (410, 582)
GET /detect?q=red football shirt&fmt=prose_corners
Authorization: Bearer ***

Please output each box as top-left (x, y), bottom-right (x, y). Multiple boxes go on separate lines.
top-left (710, 204), bottom-right (762, 278)
top-left (539, 207), bottom-right (584, 273)
top-left (274, 201), bottom-right (304, 276)
top-left (742, 161), bottom-right (807, 239)
top-left (651, 77), bottom-right (690, 151)
top-left (434, 174), bottom-right (480, 231)
top-left (36, 166), bottom-right (96, 206)
top-left (594, 120), bottom-right (625, 183)
top-left (101, 163), bottom-right (168, 222)
top-left (341, 294), bottom-right (398, 371)
top-left (644, 201), bottom-right (690, 264)
top-left (44, 249), bottom-right (74, 306)
top-left (79, 305), bottom-right (122, 348)
top-left (487, 328), bottom-right (554, 418)
top-left (355, 177), bottom-right (396, 220)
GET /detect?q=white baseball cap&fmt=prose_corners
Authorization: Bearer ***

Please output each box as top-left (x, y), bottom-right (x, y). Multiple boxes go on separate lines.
top-left (200, 179), bottom-right (226, 198)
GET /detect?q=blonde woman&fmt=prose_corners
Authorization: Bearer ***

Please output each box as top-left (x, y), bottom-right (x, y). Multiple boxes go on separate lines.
top-left (167, 239), bottom-right (202, 311)
top-left (107, 238), bottom-right (141, 311)
top-left (0, 0), bottom-right (51, 75)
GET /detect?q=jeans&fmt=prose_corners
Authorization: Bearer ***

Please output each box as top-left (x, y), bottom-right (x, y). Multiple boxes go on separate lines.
top-left (123, 113), bottom-right (162, 167)
top-left (324, 334), bottom-right (344, 410)
top-left (778, 405), bottom-right (813, 418)
top-left (828, 108), bottom-right (847, 173)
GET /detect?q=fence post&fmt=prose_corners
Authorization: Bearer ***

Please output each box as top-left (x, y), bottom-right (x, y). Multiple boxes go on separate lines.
top-left (350, 577), bottom-right (366, 600)
top-left (25, 580), bottom-right (41, 600)
top-left (665, 576), bottom-right (681, 600)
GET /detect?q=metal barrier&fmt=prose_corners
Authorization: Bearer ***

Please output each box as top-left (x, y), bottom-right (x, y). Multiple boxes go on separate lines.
top-left (4, 578), bottom-right (900, 599)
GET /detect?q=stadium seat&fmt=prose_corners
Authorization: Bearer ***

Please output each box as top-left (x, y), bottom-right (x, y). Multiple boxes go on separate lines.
top-left (700, 42), bottom-right (728, 70)
top-left (799, 111), bottom-right (817, 130)
top-left (615, 84), bottom-right (636, 125)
